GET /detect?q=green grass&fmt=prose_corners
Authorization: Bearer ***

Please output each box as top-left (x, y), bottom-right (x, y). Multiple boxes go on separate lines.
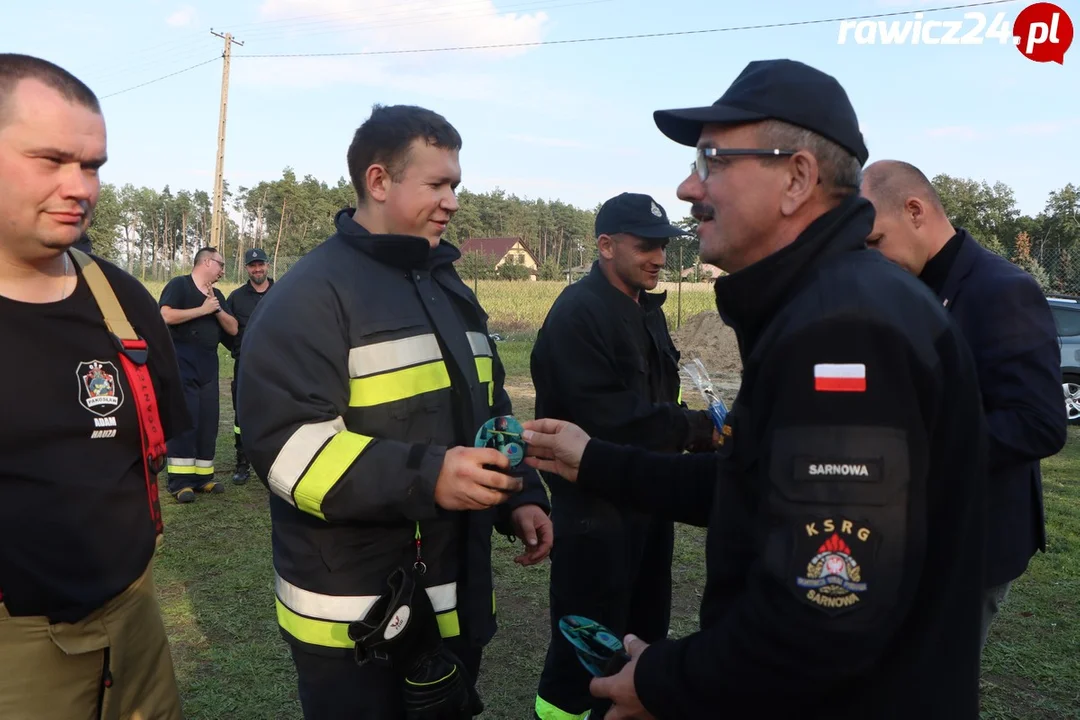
top-left (153, 342), bottom-right (1080, 719)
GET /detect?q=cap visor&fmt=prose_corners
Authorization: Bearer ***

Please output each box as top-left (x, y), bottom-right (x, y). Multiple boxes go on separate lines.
top-left (653, 105), bottom-right (768, 146)
top-left (634, 222), bottom-right (687, 239)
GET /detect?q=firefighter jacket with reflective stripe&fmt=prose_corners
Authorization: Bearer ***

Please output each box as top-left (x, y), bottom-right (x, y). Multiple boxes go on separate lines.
top-left (236, 209), bottom-right (550, 657)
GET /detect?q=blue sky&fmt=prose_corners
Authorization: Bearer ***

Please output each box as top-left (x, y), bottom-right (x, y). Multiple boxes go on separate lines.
top-left (4, 0), bottom-right (1078, 230)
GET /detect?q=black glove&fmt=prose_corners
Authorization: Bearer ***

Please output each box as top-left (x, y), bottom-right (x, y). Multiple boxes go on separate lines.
top-left (684, 409), bottom-right (718, 453)
top-left (348, 567), bottom-right (483, 719)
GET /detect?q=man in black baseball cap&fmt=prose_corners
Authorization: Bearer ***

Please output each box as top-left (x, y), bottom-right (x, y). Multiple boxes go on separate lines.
top-left (225, 247), bottom-right (273, 484)
top-left (524, 59), bottom-right (989, 719)
top-left (530, 192), bottom-right (716, 720)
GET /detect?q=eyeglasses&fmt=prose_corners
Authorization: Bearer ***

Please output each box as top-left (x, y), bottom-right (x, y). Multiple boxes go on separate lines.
top-left (208, 258), bottom-right (225, 268)
top-left (692, 147), bottom-right (797, 182)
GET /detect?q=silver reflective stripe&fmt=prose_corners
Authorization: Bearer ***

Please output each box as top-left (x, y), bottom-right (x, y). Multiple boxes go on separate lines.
top-left (275, 573), bottom-right (458, 622)
top-left (168, 458), bottom-right (195, 466)
top-left (467, 332), bottom-right (492, 357)
top-left (268, 417), bottom-right (345, 504)
top-left (426, 582), bottom-right (457, 613)
top-left (348, 334), bottom-right (443, 378)
top-left (195, 459), bottom-right (213, 469)
top-left (276, 573), bottom-right (377, 622)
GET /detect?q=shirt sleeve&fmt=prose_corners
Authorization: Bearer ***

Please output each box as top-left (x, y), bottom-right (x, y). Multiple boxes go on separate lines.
top-left (632, 313), bottom-right (980, 716)
top-left (158, 277), bottom-right (185, 309)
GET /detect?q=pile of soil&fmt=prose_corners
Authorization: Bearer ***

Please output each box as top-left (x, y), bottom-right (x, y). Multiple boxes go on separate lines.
top-left (671, 311), bottom-right (742, 377)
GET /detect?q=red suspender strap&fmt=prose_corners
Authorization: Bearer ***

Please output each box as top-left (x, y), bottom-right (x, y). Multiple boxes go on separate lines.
top-left (69, 249), bottom-right (165, 536)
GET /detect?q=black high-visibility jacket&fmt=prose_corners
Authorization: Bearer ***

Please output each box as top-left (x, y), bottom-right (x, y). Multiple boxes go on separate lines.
top-left (236, 209), bottom-right (549, 657)
top-left (575, 196), bottom-right (990, 718)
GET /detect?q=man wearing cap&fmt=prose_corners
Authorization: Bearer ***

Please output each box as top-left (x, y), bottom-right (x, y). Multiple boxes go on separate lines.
top-left (225, 248), bottom-right (273, 484)
top-left (530, 192), bottom-right (716, 720)
top-left (521, 59), bottom-right (989, 717)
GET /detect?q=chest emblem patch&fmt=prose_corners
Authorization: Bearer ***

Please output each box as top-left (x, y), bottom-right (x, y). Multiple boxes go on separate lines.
top-left (77, 360), bottom-right (125, 417)
top-left (796, 531), bottom-right (867, 609)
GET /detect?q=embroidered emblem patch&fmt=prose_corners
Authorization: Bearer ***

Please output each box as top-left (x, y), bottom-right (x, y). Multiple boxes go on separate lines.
top-left (795, 519), bottom-right (873, 612)
top-left (650, 201), bottom-right (662, 217)
top-left (77, 360), bottom-right (124, 417)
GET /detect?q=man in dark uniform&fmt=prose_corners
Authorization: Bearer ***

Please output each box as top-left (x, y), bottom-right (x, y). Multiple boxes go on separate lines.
top-left (530, 192), bottom-right (715, 720)
top-left (0, 53), bottom-right (187, 719)
top-left (225, 247), bottom-right (273, 484)
top-left (861, 159), bottom-right (1066, 651)
top-left (159, 247), bottom-right (238, 502)
top-left (522, 59), bottom-right (990, 718)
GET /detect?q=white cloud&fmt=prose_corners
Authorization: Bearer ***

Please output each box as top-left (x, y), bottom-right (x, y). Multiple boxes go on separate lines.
top-left (166, 5), bottom-right (197, 27)
top-left (254, 0), bottom-right (549, 59)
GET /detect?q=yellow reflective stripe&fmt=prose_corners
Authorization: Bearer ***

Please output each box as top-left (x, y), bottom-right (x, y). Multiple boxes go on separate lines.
top-left (167, 465), bottom-right (197, 475)
top-left (436, 610), bottom-right (460, 639)
top-left (677, 385), bottom-right (683, 404)
top-left (233, 425), bottom-right (241, 435)
top-left (269, 418), bottom-right (345, 504)
top-left (276, 599), bottom-right (354, 649)
top-left (535, 696), bottom-right (590, 720)
top-left (349, 361), bottom-right (450, 407)
top-left (294, 431), bottom-right (374, 520)
top-left (475, 356), bottom-right (493, 406)
top-left (276, 600), bottom-right (462, 649)
top-left (193, 466), bottom-right (215, 476)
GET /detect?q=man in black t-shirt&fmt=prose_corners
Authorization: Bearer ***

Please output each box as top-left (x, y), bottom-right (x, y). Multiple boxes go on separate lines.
top-left (0, 53), bottom-right (187, 719)
top-left (159, 246), bottom-right (238, 503)
top-left (225, 247), bottom-right (273, 484)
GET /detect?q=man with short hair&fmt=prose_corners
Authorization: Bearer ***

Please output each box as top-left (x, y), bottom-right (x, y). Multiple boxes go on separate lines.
top-left (237, 103), bottom-right (552, 719)
top-left (225, 247), bottom-right (273, 484)
top-left (159, 246), bottom-right (238, 502)
top-left (0, 53), bottom-right (186, 719)
top-left (522, 59), bottom-right (989, 717)
top-left (530, 192), bottom-right (716, 720)
top-left (861, 159), bottom-right (1066, 652)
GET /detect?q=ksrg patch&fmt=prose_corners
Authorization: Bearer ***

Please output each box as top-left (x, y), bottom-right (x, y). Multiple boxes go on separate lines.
top-left (793, 517), bottom-right (876, 615)
top-left (76, 360), bottom-right (125, 417)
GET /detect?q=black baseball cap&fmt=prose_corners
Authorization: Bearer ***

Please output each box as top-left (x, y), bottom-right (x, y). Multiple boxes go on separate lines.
top-left (653, 59), bottom-right (869, 166)
top-left (245, 248), bottom-right (268, 265)
top-left (595, 193), bottom-right (685, 240)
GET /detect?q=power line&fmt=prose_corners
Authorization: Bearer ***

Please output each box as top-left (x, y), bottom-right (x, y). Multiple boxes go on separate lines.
top-left (99, 56), bottom-right (221, 99)
top-left (234, 0), bottom-right (1021, 58)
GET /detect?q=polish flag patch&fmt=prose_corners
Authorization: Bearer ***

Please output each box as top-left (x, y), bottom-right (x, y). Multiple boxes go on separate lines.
top-left (814, 363), bottom-right (866, 392)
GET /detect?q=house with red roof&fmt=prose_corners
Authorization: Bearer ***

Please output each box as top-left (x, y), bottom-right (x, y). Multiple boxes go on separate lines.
top-left (458, 237), bottom-right (540, 280)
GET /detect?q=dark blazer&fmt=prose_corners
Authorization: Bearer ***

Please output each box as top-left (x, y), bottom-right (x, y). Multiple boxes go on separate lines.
top-left (938, 229), bottom-right (1067, 588)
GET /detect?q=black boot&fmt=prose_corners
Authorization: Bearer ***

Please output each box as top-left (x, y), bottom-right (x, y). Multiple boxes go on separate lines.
top-left (233, 449), bottom-right (250, 485)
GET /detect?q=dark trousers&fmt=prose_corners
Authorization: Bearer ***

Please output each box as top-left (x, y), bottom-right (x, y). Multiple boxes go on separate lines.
top-left (230, 357), bottom-right (244, 459)
top-left (535, 486), bottom-right (673, 719)
top-left (289, 640), bottom-right (483, 720)
top-left (166, 343), bottom-right (220, 493)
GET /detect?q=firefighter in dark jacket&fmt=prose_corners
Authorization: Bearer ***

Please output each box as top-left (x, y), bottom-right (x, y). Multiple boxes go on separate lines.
top-left (531, 192), bottom-right (715, 720)
top-left (225, 247), bottom-right (273, 484)
top-left (236, 104), bottom-right (552, 720)
top-left (521, 59), bottom-right (990, 719)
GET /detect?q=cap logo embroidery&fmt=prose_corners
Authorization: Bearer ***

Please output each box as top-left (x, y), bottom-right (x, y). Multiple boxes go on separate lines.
top-left (650, 202), bottom-right (662, 217)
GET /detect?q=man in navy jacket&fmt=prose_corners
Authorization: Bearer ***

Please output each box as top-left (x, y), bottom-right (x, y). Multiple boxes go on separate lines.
top-left (861, 159), bottom-right (1067, 650)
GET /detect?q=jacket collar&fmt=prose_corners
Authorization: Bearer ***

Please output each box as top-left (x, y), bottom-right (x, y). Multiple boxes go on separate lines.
top-left (582, 260), bottom-right (667, 313)
top-left (334, 208), bottom-right (461, 270)
top-left (937, 227), bottom-right (979, 309)
top-left (713, 194), bottom-right (876, 355)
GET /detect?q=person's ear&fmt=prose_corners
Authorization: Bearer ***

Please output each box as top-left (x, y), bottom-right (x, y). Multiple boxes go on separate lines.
top-left (778, 151), bottom-right (818, 216)
top-left (597, 234), bottom-right (617, 260)
top-left (365, 164), bottom-right (392, 203)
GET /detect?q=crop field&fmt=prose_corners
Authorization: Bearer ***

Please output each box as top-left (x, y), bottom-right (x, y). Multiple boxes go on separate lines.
top-left (142, 277), bottom-right (718, 333)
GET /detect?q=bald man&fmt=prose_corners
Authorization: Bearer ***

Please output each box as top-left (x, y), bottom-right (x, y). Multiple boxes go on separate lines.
top-left (862, 159), bottom-right (1067, 652)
